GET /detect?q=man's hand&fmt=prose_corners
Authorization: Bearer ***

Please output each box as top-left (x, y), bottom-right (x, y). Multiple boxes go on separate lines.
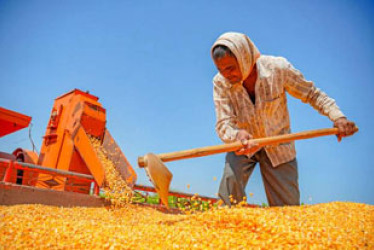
top-left (334, 117), bottom-right (357, 142)
top-left (235, 130), bottom-right (260, 155)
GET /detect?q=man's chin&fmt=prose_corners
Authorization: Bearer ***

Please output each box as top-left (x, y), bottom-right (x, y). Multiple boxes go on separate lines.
top-left (228, 78), bottom-right (241, 84)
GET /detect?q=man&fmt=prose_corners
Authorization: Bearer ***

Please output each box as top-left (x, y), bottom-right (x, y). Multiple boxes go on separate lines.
top-left (211, 32), bottom-right (356, 207)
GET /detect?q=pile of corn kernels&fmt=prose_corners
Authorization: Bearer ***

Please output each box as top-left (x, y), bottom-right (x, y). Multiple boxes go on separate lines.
top-left (2, 138), bottom-right (372, 248)
top-left (0, 202), bottom-right (373, 249)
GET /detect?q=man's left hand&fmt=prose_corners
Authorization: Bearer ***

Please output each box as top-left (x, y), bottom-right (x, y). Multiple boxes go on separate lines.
top-left (334, 117), bottom-right (357, 142)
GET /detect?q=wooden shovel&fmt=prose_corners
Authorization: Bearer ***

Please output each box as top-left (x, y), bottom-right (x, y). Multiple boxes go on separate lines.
top-left (138, 127), bottom-right (358, 207)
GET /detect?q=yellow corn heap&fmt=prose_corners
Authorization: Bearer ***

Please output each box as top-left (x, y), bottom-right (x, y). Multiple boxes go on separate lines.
top-left (90, 137), bottom-right (133, 207)
top-left (1, 202), bottom-right (373, 249)
top-left (2, 138), bottom-right (372, 248)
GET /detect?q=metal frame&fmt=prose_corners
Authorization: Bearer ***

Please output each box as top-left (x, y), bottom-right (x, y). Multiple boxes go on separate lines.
top-left (0, 158), bottom-right (100, 195)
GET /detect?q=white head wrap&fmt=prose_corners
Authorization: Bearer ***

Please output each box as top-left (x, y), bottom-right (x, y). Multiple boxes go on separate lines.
top-left (211, 32), bottom-right (260, 81)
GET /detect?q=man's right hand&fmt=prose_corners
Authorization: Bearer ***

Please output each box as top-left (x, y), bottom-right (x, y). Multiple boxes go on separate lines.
top-left (235, 130), bottom-right (260, 155)
top-left (333, 117), bottom-right (357, 142)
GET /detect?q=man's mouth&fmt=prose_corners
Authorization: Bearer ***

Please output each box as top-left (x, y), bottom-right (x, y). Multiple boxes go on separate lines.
top-left (228, 76), bottom-right (240, 83)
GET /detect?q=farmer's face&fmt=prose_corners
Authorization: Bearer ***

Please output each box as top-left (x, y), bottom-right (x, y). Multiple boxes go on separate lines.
top-left (214, 55), bottom-right (242, 84)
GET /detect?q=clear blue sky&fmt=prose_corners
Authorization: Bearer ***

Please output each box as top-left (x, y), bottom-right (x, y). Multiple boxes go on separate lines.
top-left (1, 0), bottom-right (373, 205)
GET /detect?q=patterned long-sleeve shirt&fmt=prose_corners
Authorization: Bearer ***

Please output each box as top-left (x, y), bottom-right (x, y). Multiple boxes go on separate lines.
top-left (213, 55), bottom-right (345, 167)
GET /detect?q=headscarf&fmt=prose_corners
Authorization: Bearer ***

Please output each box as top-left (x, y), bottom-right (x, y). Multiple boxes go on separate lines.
top-left (211, 32), bottom-right (260, 82)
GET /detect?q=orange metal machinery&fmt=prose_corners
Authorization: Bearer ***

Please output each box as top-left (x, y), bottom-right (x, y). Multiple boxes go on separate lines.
top-left (1, 91), bottom-right (220, 208)
top-left (35, 89), bottom-right (137, 194)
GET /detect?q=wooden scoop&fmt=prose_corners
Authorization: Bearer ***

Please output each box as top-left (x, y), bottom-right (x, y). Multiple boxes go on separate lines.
top-left (138, 127), bottom-right (358, 207)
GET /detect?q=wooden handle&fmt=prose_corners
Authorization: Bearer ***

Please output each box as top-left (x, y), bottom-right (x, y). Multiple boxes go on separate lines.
top-left (253, 127), bottom-right (339, 147)
top-left (138, 127), bottom-right (358, 167)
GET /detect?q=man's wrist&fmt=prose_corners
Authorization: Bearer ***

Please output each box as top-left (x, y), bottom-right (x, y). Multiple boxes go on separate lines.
top-left (232, 129), bottom-right (240, 141)
top-left (334, 117), bottom-right (347, 122)
top-left (329, 109), bottom-right (346, 122)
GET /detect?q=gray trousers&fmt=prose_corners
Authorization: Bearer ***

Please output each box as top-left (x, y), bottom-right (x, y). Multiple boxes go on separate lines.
top-left (218, 149), bottom-right (300, 207)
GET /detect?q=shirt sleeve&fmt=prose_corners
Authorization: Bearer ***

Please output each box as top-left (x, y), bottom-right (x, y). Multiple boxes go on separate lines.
top-left (213, 82), bottom-right (240, 143)
top-left (282, 58), bottom-right (345, 122)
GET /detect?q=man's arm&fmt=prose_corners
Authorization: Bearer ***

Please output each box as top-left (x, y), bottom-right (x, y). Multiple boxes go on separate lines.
top-left (282, 58), bottom-right (356, 140)
top-left (213, 84), bottom-right (239, 143)
top-left (213, 83), bottom-right (259, 154)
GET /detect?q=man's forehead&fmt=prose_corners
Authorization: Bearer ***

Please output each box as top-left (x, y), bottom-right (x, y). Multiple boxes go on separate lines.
top-left (215, 55), bottom-right (238, 65)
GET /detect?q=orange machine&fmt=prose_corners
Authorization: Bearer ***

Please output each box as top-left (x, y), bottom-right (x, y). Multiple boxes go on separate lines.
top-left (35, 89), bottom-right (137, 193)
top-left (1, 90), bottom-right (219, 208)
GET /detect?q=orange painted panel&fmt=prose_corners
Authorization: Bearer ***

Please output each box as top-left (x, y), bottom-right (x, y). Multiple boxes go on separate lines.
top-left (73, 126), bottom-right (105, 186)
top-left (0, 107), bottom-right (31, 137)
top-left (65, 150), bottom-right (91, 194)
